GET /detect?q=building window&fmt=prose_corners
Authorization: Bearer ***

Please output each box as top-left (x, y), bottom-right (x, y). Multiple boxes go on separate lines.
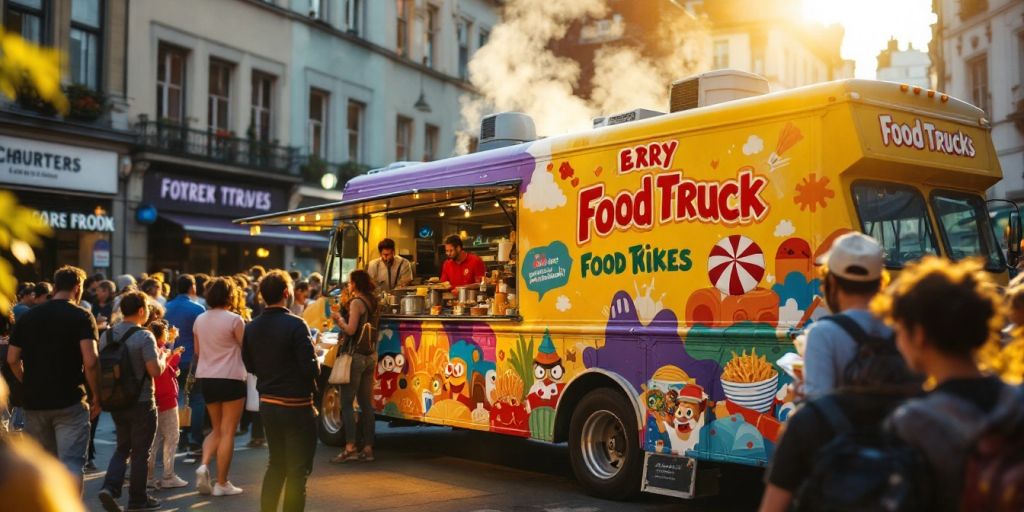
top-left (396, 0), bottom-right (410, 57)
top-left (968, 54), bottom-right (989, 115)
top-left (343, 0), bottom-right (363, 35)
top-left (5, 0), bottom-right (47, 44)
top-left (309, 0), bottom-right (327, 19)
top-left (478, 27), bottom-right (489, 50)
top-left (424, 124), bottom-right (439, 161)
top-left (396, 116), bottom-right (412, 161)
top-left (69, 0), bottom-right (101, 89)
top-left (251, 72), bottom-right (274, 141)
top-left (457, 18), bottom-right (471, 80)
top-left (751, 46), bottom-right (765, 76)
top-left (308, 89), bottom-right (328, 158)
top-left (347, 100), bottom-right (364, 163)
top-left (157, 44), bottom-right (187, 123)
top-left (713, 40), bottom-right (729, 69)
top-left (424, 4), bottom-right (438, 68)
top-left (208, 60), bottom-right (232, 131)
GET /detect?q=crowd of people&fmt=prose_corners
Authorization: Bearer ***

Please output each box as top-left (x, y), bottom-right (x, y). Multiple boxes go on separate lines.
top-left (0, 232), bottom-right (1022, 511)
top-left (0, 263), bottom-right (348, 512)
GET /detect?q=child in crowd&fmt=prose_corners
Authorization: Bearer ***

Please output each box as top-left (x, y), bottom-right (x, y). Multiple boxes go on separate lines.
top-left (147, 320), bottom-right (188, 489)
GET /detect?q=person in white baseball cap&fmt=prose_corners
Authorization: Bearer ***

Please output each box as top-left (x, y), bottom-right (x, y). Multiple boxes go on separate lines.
top-left (803, 232), bottom-right (890, 398)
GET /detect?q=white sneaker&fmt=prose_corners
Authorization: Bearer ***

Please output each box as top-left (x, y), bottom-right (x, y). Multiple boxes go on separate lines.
top-left (212, 481), bottom-right (243, 496)
top-left (195, 465), bottom-right (212, 495)
top-left (160, 475), bottom-right (188, 489)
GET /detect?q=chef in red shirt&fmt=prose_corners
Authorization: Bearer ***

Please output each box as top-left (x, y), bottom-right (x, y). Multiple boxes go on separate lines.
top-left (440, 234), bottom-right (488, 291)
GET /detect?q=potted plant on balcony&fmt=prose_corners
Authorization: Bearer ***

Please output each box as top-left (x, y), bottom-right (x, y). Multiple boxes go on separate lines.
top-left (14, 83), bottom-right (59, 116)
top-left (300, 155), bottom-right (329, 183)
top-left (64, 83), bottom-right (106, 122)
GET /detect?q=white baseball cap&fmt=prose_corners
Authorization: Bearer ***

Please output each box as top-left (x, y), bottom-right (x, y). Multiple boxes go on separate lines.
top-left (817, 232), bottom-right (885, 281)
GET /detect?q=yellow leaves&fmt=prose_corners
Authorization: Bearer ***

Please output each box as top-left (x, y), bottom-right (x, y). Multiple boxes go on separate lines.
top-left (0, 191), bottom-right (52, 314)
top-left (0, 28), bottom-right (68, 114)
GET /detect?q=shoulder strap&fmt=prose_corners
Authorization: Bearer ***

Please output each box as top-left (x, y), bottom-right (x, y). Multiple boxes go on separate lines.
top-left (809, 395), bottom-right (854, 435)
top-left (825, 314), bottom-right (872, 346)
top-left (109, 326), bottom-right (143, 347)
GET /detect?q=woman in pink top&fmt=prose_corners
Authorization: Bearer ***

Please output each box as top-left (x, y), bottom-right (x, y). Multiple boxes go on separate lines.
top-left (192, 278), bottom-right (246, 497)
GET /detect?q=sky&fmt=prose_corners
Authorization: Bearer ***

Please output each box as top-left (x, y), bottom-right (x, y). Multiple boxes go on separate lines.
top-left (802, 0), bottom-right (937, 79)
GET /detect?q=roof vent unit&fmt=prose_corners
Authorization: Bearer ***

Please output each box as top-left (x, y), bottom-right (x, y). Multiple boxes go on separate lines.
top-left (478, 112), bottom-right (536, 152)
top-left (669, 69), bottom-right (770, 113)
top-left (593, 108), bottom-right (664, 128)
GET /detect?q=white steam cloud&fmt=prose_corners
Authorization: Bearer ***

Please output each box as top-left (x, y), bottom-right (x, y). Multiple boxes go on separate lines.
top-left (458, 0), bottom-right (709, 153)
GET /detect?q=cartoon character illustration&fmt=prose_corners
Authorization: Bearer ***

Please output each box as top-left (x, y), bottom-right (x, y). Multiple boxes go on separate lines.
top-left (671, 383), bottom-right (709, 451)
top-left (402, 335), bottom-right (448, 415)
top-left (490, 369), bottom-right (529, 436)
top-left (643, 386), bottom-right (673, 454)
top-left (373, 353), bottom-right (406, 410)
top-left (447, 340), bottom-right (484, 408)
top-left (526, 332), bottom-right (565, 412)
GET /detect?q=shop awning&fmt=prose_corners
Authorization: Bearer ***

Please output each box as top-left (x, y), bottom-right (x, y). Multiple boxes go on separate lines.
top-left (160, 212), bottom-right (329, 248)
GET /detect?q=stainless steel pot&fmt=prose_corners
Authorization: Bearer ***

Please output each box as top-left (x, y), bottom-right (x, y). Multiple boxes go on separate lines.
top-left (428, 288), bottom-right (445, 308)
top-left (400, 295), bottom-right (425, 316)
top-left (458, 286), bottom-right (478, 304)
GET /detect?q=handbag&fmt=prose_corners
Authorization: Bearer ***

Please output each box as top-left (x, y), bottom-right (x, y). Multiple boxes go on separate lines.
top-left (179, 358), bottom-right (195, 428)
top-left (245, 374), bottom-right (260, 412)
top-left (328, 352), bottom-right (353, 385)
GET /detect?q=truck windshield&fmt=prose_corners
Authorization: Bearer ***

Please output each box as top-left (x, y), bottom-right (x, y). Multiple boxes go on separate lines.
top-left (930, 191), bottom-right (1005, 271)
top-left (852, 182), bottom-right (938, 267)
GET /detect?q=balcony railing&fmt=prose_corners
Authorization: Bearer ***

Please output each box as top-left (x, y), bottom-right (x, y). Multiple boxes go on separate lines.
top-left (135, 119), bottom-right (300, 176)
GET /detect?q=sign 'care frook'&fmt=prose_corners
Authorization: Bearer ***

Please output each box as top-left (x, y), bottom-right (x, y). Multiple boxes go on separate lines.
top-left (576, 140), bottom-right (770, 245)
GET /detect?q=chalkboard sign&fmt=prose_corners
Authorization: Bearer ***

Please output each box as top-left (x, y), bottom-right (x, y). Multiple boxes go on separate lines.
top-left (641, 453), bottom-right (696, 499)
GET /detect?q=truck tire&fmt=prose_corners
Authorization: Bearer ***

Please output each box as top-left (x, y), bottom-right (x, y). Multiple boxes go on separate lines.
top-left (568, 388), bottom-right (643, 500)
top-left (317, 384), bottom-right (346, 446)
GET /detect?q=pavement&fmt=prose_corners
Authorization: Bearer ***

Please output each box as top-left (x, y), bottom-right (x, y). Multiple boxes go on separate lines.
top-left (82, 413), bottom-right (764, 511)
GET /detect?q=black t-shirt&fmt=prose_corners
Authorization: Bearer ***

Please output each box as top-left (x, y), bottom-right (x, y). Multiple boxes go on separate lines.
top-left (92, 302), bottom-right (113, 322)
top-left (933, 376), bottom-right (1004, 415)
top-left (765, 391), bottom-right (910, 492)
top-left (10, 299), bottom-right (98, 410)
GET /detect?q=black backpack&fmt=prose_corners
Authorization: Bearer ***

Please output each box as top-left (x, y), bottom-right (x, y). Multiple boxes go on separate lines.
top-left (825, 314), bottom-right (920, 389)
top-left (97, 326), bottom-right (144, 411)
top-left (794, 395), bottom-right (931, 512)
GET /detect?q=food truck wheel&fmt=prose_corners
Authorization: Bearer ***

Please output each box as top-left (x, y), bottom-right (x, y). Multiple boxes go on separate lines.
top-left (569, 388), bottom-right (642, 500)
top-left (317, 384), bottom-right (346, 446)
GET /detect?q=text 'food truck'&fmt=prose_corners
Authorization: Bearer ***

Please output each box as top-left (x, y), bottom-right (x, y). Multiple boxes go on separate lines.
top-left (238, 70), bottom-right (1018, 500)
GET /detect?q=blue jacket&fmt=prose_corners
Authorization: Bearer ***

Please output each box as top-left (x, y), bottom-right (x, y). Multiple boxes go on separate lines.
top-left (164, 294), bottom-right (205, 365)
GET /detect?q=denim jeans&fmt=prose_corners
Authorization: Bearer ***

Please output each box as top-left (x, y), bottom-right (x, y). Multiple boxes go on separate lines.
top-left (340, 353), bottom-right (376, 447)
top-left (260, 403), bottom-right (317, 512)
top-left (102, 401), bottom-right (158, 506)
top-left (178, 366), bottom-right (206, 447)
top-left (24, 401), bottom-right (91, 488)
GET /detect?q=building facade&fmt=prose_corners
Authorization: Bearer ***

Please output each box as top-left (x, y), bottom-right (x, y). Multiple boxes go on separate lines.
top-left (689, 0), bottom-right (853, 90)
top-left (876, 38), bottom-right (931, 88)
top-left (122, 0), bottom-right (500, 277)
top-left (1, 0), bottom-right (132, 283)
top-left (931, 0), bottom-right (1024, 200)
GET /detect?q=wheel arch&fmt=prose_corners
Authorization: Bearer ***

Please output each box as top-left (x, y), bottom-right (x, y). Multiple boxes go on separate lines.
top-left (552, 368), bottom-right (642, 444)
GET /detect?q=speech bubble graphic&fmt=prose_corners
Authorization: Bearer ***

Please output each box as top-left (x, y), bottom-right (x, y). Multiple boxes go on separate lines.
top-left (522, 241), bottom-right (573, 301)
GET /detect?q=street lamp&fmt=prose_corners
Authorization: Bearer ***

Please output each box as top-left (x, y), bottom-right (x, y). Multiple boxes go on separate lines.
top-left (321, 172), bottom-right (339, 190)
top-left (415, 60), bottom-right (431, 113)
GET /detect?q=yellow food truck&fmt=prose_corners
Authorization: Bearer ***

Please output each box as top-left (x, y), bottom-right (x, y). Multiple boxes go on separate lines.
top-left (239, 72), bottom-right (1018, 500)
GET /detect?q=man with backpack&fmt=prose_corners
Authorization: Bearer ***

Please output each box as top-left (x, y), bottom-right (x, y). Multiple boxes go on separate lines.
top-left (881, 257), bottom-right (1024, 512)
top-left (802, 232), bottom-right (891, 397)
top-left (759, 233), bottom-right (927, 511)
top-left (6, 266), bottom-right (100, 491)
top-left (96, 291), bottom-right (167, 512)
top-left (242, 270), bottom-right (319, 512)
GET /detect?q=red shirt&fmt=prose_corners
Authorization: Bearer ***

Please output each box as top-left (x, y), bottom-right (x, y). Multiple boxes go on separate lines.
top-left (441, 252), bottom-right (488, 291)
top-left (155, 352), bottom-right (181, 412)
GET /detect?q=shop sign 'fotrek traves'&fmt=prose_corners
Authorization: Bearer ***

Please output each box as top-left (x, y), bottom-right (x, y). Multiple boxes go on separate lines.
top-left (142, 171), bottom-right (287, 217)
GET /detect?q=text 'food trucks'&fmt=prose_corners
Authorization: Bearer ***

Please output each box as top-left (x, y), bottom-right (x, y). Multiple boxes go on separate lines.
top-left (238, 70), bottom-right (1015, 501)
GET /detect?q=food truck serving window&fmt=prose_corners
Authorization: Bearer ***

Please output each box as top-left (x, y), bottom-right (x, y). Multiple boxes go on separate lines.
top-left (852, 182), bottom-right (938, 268)
top-left (930, 191), bottom-right (1005, 271)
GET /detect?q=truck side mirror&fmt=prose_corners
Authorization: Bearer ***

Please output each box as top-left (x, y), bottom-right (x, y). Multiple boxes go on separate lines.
top-left (988, 199), bottom-right (1022, 268)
